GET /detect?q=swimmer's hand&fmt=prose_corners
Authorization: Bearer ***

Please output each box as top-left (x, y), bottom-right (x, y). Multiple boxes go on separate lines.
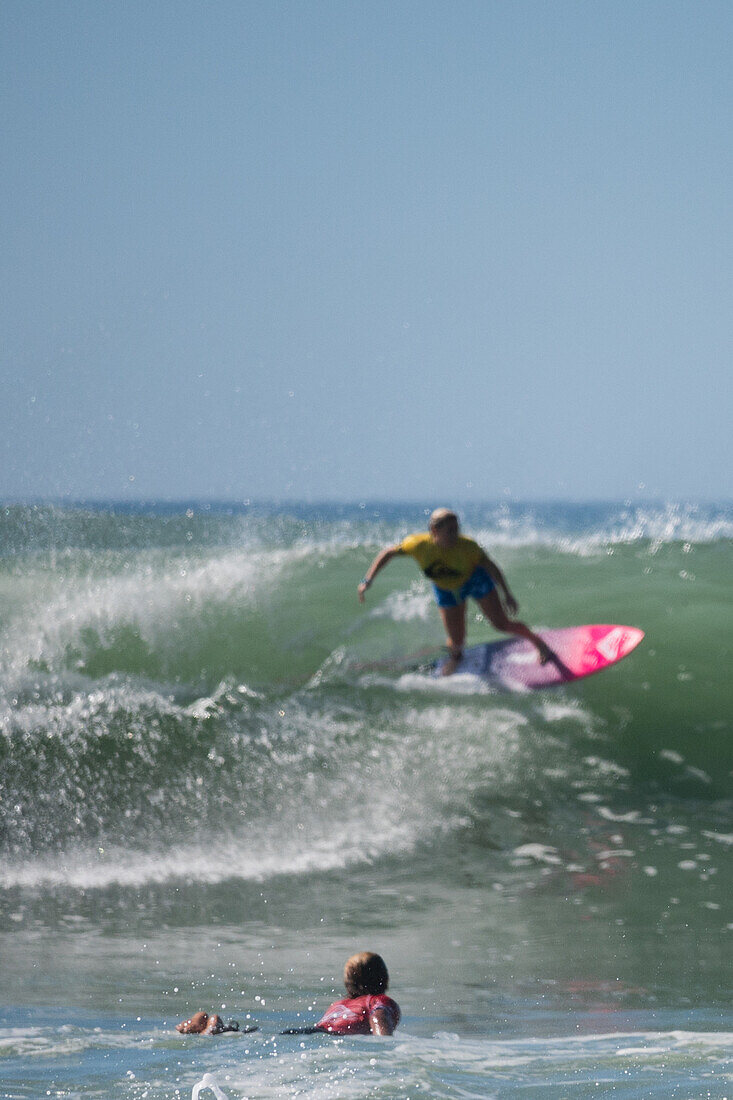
top-left (358, 578), bottom-right (371, 603)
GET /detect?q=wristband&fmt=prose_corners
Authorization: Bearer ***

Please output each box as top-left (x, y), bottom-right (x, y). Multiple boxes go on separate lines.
top-left (360, 577), bottom-right (371, 587)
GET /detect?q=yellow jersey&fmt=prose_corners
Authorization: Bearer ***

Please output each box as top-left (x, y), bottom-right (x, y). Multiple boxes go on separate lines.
top-left (399, 533), bottom-right (484, 591)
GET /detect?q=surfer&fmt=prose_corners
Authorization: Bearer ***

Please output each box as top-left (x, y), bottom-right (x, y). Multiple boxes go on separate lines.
top-left (178, 953), bottom-right (400, 1039)
top-left (358, 508), bottom-right (555, 676)
top-left (282, 952), bottom-right (401, 1036)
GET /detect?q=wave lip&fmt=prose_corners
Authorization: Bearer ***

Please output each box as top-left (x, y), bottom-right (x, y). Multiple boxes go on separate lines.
top-left (0, 544), bottom-right (313, 681)
top-left (471, 501), bottom-right (733, 553)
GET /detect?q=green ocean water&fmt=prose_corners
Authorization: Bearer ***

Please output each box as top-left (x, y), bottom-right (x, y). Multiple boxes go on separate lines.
top-left (0, 501), bottom-right (730, 1099)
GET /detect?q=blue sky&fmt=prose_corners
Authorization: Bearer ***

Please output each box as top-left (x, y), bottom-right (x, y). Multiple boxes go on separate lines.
top-left (1, 0), bottom-right (731, 502)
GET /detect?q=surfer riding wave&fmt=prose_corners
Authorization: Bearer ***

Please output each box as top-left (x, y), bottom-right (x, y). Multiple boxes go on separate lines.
top-left (358, 508), bottom-right (560, 676)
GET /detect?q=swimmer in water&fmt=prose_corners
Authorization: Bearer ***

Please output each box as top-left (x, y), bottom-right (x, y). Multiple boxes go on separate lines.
top-left (282, 952), bottom-right (401, 1036)
top-left (359, 508), bottom-right (556, 676)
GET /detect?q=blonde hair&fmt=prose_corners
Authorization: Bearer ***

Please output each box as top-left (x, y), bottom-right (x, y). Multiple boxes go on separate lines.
top-left (429, 508), bottom-right (459, 531)
top-left (343, 952), bottom-right (389, 997)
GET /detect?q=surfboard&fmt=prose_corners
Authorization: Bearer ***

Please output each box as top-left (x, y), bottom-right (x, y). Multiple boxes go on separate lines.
top-left (432, 624), bottom-right (644, 691)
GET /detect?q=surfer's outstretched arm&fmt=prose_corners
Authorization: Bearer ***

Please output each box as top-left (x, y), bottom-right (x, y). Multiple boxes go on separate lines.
top-left (358, 546), bottom-right (401, 602)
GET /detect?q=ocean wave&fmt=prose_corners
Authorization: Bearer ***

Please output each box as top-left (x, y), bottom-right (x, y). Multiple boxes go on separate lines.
top-left (1, 501), bottom-right (731, 890)
top-left (2, 501), bottom-right (731, 557)
top-left (469, 502), bottom-right (733, 554)
top-left (0, 543), bottom-right (326, 682)
top-left (204, 1027), bottom-right (733, 1099)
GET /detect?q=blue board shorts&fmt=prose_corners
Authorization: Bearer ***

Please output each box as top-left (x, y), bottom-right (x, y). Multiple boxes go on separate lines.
top-left (433, 566), bottom-right (495, 608)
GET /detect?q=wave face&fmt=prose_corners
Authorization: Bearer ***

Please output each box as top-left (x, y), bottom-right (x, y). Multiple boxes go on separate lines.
top-left (0, 501), bottom-right (731, 897)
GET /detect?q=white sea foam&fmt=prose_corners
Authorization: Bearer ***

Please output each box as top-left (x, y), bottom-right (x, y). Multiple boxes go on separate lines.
top-left (597, 807), bottom-right (655, 824)
top-left (368, 581), bottom-right (433, 622)
top-left (702, 830), bottom-right (733, 846)
top-left (0, 699), bottom-right (530, 891)
top-left (213, 1028), bottom-right (733, 1100)
top-left (321, 502), bottom-right (733, 565)
top-left (469, 502), bottom-right (733, 553)
top-left (0, 829), bottom-right (410, 891)
top-left (538, 701), bottom-right (590, 723)
top-left (3, 1017), bottom-right (730, 1099)
top-left (390, 669), bottom-right (499, 695)
top-left (513, 843), bottom-right (563, 866)
top-left (0, 676), bottom-right (180, 739)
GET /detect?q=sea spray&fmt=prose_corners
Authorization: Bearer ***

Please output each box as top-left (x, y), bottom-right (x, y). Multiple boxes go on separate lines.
top-left (192, 1073), bottom-right (229, 1100)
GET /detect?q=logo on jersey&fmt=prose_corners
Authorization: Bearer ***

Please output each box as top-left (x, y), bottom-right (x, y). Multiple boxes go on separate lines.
top-left (424, 561), bottom-right (461, 581)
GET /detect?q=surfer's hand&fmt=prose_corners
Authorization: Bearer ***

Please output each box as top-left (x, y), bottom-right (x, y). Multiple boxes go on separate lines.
top-left (358, 579), bottom-right (370, 602)
top-left (504, 592), bottom-right (518, 615)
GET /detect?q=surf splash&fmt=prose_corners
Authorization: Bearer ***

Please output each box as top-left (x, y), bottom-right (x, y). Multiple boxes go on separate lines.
top-left (0, 500), bottom-right (730, 899)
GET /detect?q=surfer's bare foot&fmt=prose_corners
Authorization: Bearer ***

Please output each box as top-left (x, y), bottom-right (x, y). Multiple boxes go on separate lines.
top-left (175, 1012), bottom-right (239, 1035)
top-left (441, 651), bottom-right (463, 676)
top-left (176, 1011), bottom-right (212, 1034)
top-left (536, 644), bottom-right (573, 679)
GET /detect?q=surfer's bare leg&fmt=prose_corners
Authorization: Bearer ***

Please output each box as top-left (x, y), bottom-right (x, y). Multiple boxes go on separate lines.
top-left (437, 604), bottom-right (465, 675)
top-left (476, 591), bottom-right (553, 664)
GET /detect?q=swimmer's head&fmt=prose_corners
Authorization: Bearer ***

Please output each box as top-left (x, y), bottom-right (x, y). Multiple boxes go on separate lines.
top-left (343, 952), bottom-right (389, 997)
